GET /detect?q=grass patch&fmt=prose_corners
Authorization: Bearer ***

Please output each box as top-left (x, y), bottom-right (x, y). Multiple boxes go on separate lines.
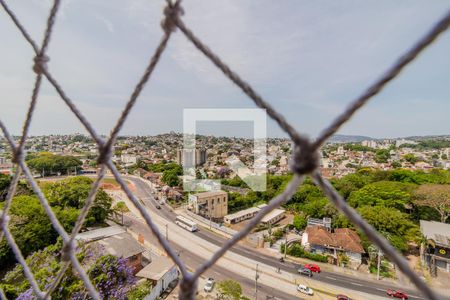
top-left (102, 178), bottom-right (119, 185)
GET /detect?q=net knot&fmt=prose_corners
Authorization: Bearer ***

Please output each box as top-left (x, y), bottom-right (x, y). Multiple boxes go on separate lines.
top-left (161, 1), bottom-right (184, 33)
top-left (33, 54), bottom-right (49, 74)
top-left (179, 276), bottom-right (197, 299)
top-left (61, 240), bottom-right (75, 262)
top-left (97, 144), bottom-right (112, 165)
top-left (12, 148), bottom-right (24, 164)
top-left (290, 142), bottom-right (320, 175)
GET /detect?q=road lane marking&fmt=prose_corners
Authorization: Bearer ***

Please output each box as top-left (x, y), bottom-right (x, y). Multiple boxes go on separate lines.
top-left (350, 282), bottom-right (363, 286)
top-left (326, 276), bottom-right (337, 280)
top-left (128, 176), bottom-right (393, 299)
top-left (376, 288), bottom-right (385, 291)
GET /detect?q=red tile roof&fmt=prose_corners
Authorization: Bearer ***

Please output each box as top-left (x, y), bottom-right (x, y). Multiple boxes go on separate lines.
top-left (305, 226), bottom-right (364, 253)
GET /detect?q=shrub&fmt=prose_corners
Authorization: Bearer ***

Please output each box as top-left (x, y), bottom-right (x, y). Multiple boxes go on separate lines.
top-left (280, 243), bottom-right (328, 263)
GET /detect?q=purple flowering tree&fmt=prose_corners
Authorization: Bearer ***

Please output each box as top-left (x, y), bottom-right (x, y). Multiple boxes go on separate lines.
top-left (88, 254), bottom-right (136, 299)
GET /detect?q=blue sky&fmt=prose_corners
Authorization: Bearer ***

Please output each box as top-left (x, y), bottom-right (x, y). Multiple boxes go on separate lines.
top-left (1, 0), bottom-right (449, 139)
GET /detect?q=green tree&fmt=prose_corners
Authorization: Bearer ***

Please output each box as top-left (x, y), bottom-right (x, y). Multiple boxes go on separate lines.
top-left (0, 240), bottom-right (83, 299)
top-left (217, 280), bottom-right (244, 300)
top-left (1, 241), bottom-right (136, 299)
top-left (41, 176), bottom-right (112, 225)
top-left (114, 201), bottom-right (129, 213)
top-left (26, 152), bottom-right (82, 176)
top-left (413, 184), bottom-right (450, 223)
top-left (357, 206), bottom-right (419, 252)
top-left (332, 172), bottom-right (373, 199)
top-left (161, 170), bottom-right (180, 187)
top-left (375, 149), bottom-right (390, 163)
top-left (403, 153), bottom-right (418, 164)
top-left (299, 197), bottom-right (329, 218)
top-left (391, 161), bottom-right (402, 168)
top-left (293, 214), bottom-right (307, 230)
top-left (0, 196), bottom-right (78, 268)
top-left (127, 281), bottom-right (152, 300)
top-left (348, 181), bottom-right (414, 210)
top-left (0, 173), bottom-right (11, 199)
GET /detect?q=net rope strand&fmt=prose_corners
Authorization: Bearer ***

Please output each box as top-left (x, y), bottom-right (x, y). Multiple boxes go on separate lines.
top-left (312, 172), bottom-right (439, 300)
top-left (0, 0), bottom-right (449, 299)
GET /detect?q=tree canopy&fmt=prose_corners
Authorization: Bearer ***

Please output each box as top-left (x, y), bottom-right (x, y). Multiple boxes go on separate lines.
top-left (0, 176), bottom-right (112, 268)
top-left (217, 280), bottom-right (245, 300)
top-left (413, 184), bottom-right (450, 223)
top-left (1, 241), bottom-right (135, 299)
top-left (26, 152), bottom-right (82, 176)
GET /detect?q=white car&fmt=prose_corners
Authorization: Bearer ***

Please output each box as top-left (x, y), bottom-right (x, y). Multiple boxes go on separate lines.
top-left (204, 278), bottom-right (215, 292)
top-left (297, 284), bottom-right (314, 296)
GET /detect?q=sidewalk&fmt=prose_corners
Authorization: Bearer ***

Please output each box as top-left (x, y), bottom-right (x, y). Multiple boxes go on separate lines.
top-left (121, 176), bottom-right (398, 299)
top-left (260, 243), bottom-right (402, 285)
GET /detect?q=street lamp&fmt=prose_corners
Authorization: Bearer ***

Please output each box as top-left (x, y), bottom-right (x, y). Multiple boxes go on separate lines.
top-left (165, 223), bottom-right (168, 241)
top-left (284, 231), bottom-right (288, 259)
top-left (255, 263), bottom-right (259, 300)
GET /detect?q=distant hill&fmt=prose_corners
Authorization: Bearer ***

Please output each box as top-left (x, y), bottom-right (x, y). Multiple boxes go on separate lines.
top-left (327, 134), bottom-right (449, 144)
top-left (328, 134), bottom-right (373, 143)
top-left (400, 135), bottom-right (450, 141)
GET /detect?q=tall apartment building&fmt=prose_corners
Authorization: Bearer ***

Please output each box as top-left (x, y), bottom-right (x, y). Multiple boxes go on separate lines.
top-left (188, 190), bottom-right (228, 222)
top-left (176, 149), bottom-right (207, 167)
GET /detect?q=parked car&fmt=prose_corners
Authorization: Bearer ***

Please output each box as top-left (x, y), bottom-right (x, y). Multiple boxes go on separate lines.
top-left (297, 284), bottom-right (314, 296)
top-left (204, 278), bottom-right (215, 292)
top-left (336, 295), bottom-right (351, 300)
top-left (386, 289), bottom-right (408, 299)
top-left (298, 267), bottom-right (313, 277)
top-left (304, 263), bottom-right (321, 273)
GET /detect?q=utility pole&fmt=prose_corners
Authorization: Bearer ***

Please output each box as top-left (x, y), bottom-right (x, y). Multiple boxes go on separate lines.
top-left (284, 233), bottom-right (288, 258)
top-left (208, 200), bottom-right (212, 230)
top-left (377, 248), bottom-right (382, 280)
top-left (165, 224), bottom-right (168, 242)
top-left (255, 263), bottom-right (259, 300)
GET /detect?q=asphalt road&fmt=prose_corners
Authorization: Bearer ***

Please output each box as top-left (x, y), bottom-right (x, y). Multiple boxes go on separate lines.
top-left (126, 175), bottom-right (448, 300)
top-left (123, 213), bottom-right (299, 300)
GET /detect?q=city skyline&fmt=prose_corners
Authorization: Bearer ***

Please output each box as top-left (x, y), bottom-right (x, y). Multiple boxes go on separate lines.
top-left (1, 1), bottom-right (450, 138)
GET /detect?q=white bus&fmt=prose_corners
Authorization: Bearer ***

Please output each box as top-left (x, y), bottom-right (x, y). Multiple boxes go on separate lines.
top-left (175, 215), bottom-right (198, 232)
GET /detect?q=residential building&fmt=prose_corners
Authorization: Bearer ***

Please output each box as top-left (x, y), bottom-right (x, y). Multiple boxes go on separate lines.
top-left (224, 204), bottom-right (285, 226)
top-left (176, 148), bottom-right (207, 167)
top-left (362, 140), bottom-right (377, 148)
top-left (420, 220), bottom-right (450, 275)
top-left (307, 217), bottom-right (332, 230)
top-left (75, 226), bottom-right (146, 274)
top-left (136, 255), bottom-right (179, 300)
top-left (301, 226), bottom-right (365, 269)
top-left (224, 207), bottom-right (260, 225)
top-left (188, 190), bottom-right (228, 221)
top-left (121, 154), bottom-right (138, 166)
top-left (260, 208), bottom-right (285, 225)
top-left (0, 157), bottom-right (12, 175)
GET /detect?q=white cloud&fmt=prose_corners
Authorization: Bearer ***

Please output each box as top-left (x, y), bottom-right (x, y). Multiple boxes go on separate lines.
top-left (1, 0), bottom-right (449, 137)
top-left (92, 13), bottom-right (115, 33)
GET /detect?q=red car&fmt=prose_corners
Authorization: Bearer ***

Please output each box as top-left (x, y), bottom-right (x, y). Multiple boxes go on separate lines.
top-left (387, 289), bottom-right (408, 299)
top-left (304, 263), bottom-right (321, 273)
top-left (336, 295), bottom-right (350, 300)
